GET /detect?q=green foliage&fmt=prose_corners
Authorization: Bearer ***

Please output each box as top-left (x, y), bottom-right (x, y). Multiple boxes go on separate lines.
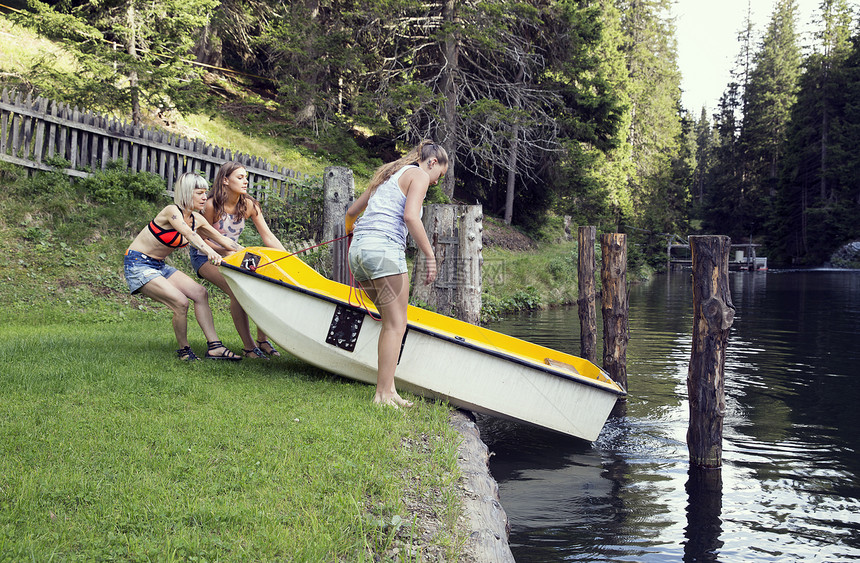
top-left (480, 287), bottom-right (542, 323)
top-left (261, 176), bottom-right (325, 243)
top-left (80, 161), bottom-right (166, 204)
top-left (15, 0), bottom-right (218, 119)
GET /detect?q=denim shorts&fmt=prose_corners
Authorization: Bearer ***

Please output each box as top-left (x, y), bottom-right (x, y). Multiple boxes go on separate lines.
top-left (189, 246), bottom-right (207, 276)
top-left (348, 232), bottom-right (408, 282)
top-left (124, 249), bottom-right (178, 294)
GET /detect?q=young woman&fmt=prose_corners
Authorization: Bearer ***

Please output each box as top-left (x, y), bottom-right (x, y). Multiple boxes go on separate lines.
top-left (190, 162), bottom-right (288, 359)
top-left (124, 172), bottom-right (243, 361)
top-left (344, 140), bottom-right (446, 407)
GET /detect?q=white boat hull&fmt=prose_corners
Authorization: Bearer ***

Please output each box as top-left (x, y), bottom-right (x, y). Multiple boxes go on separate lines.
top-left (221, 252), bottom-right (625, 441)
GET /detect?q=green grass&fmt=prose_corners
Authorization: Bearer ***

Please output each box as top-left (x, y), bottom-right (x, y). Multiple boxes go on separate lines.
top-left (0, 15), bottom-right (79, 79)
top-left (179, 112), bottom-right (330, 179)
top-left (0, 316), bottom-right (465, 562)
top-left (482, 240), bottom-right (580, 320)
top-left (0, 164), bottom-right (467, 562)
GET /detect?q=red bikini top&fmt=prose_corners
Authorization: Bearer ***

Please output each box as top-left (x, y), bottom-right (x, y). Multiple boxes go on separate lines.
top-left (148, 205), bottom-right (194, 248)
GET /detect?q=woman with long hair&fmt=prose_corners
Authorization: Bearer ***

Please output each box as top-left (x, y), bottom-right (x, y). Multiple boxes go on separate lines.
top-left (189, 162), bottom-right (288, 359)
top-left (344, 140), bottom-right (447, 407)
top-left (124, 172), bottom-right (243, 361)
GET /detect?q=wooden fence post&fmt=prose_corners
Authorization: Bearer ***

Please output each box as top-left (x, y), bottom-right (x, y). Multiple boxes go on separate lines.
top-left (600, 233), bottom-right (628, 393)
top-left (577, 226), bottom-right (597, 364)
top-left (411, 204), bottom-right (483, 324)
top-left (687, 235), bottom-right (734, 468)
top-left (322, 166), bottom-right (354, 284)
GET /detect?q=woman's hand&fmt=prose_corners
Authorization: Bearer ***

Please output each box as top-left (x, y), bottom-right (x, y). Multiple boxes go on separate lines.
top-left (206, 247), bottom-right (223, 266)
top-left (223, 244), bottom-right (244, 257)
top-left (424, 254), bottom-right (437, 284)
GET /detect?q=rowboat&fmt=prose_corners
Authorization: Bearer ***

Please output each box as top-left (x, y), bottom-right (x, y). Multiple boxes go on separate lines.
top-left (220, 247), bottom-right (626, 441)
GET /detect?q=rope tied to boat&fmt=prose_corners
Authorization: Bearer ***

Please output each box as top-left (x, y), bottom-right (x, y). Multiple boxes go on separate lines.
top-left (244, 233), bottom-right (383, 321)
top-left (246, 234), bottom-right (351, 272)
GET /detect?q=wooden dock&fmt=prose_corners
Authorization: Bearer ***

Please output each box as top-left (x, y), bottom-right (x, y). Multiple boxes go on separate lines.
top-left (668, 241), bottom-right (767, 272)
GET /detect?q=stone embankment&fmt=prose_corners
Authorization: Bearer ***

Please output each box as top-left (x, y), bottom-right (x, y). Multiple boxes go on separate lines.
top-left (450, 410), bottom-right (515, 563)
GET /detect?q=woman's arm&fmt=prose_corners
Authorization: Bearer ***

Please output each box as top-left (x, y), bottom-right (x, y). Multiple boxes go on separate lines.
top-left (345, 187), bottom-right (373, 234)
top-left (402, 173), bottom-right (437, 285)
top-left (195, 214), bottom-right (243, 256)
top-left (163, 209), bottom-right (226, 264)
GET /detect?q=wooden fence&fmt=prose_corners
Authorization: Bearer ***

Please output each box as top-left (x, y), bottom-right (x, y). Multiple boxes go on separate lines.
top-left (0, 88), bottom-right (309, 199)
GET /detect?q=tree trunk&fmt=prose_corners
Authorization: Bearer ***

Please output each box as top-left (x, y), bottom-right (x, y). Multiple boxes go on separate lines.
top-left (687, 235), bottom-right (734, 468)
top-left (323, 166), bottom-right (354, 284)
top-left (411, 204), bottom-right (482, 324)
top-left (503, 122), bottom-right (519, 225)
top-left (126, 3), bottom-right (141, 126)
top-left (440, 0), bottom-right (458, 200)
top-left (600, 233), bottom-right (628, 392)
top-left (821, 99), bottom-right (828, 201)
top-left (577, 226), bottom-right (597, 364)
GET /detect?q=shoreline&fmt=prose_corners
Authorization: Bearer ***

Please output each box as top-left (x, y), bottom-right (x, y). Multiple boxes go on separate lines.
top-left (450, 410), bottom-right (515, 562)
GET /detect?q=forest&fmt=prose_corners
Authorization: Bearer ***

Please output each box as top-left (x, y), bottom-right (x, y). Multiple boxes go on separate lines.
top-left (3, 0), bottom-right (860, 268)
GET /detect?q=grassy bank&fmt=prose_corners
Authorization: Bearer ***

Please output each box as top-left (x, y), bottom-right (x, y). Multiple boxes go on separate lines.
top-left (0, 164), bottom-right (467, 561)
top-left (0, 317), bottom-right (464, 561)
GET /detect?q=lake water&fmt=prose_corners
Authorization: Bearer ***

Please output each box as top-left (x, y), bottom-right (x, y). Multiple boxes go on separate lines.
top-left (481, 270), bottom-right (860, 562)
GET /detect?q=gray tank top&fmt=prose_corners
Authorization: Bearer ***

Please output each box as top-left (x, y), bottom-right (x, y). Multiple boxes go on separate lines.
top-left (353, 164), bottom-right (417, 247)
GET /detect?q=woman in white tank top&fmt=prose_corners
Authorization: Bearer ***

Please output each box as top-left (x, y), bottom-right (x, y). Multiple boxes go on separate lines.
top-left (345, 140), bottom-right (448, 408)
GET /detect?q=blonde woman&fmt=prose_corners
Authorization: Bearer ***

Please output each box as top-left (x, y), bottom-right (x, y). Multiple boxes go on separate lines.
top-left (124, 173), bottom-right (243, 361)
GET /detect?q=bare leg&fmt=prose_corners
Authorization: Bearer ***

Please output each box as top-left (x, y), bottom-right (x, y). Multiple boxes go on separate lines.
top-left (198, 262), bottom-right (260, 355)
top-left (361, 273), bottom-right (413, 408)
top-left (139, 275), bottom-right (192, 348)
top-left (256, 330), bottom-right (280, 357)
top-left (138, 271), bottom-right (232, 358)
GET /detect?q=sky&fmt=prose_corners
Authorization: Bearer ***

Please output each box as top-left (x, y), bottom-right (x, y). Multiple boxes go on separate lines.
top-left (671, 0), bottom-right (825, 116)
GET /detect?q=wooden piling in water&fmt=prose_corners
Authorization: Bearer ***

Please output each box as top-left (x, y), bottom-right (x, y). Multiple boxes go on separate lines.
top-left (600, 233), bottom-right (628, 393)
top-left (577, 226), bottom-right (597, 364)
top-left (687, 235), bottom-right (735, 468)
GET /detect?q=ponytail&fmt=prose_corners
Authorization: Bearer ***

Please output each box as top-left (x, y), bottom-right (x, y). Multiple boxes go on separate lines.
top-left (367, 140), bottom-right (448, 194)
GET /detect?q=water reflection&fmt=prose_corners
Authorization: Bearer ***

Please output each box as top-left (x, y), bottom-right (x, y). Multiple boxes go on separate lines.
top-left (482, 270), bottom-right (860, 562)
top-left (684, 467), bottom-right (723, 563)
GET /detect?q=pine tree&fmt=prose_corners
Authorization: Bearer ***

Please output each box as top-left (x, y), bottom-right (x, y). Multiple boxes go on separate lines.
top-left (770, 0), bottom-right (857, 264)
top-left (549, 0), bottom-right (633, 230)
top-left (703, 83), bottom-right (743, 236)
top-left (19, 0), bottom-right (218, 124)
top-left (618, 0), bottom-right (685, 242)
top-left (739, 0), bottom-right (802, 238)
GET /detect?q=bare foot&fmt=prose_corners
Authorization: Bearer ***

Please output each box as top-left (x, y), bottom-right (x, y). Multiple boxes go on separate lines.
top-left (373, 396), bottom-right (401, 409)
top-left (374, 392), bottom-right (413, 408)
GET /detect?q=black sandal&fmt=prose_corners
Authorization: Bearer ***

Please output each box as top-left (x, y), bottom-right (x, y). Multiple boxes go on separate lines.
top-left (204, 340), bottom-right (242, 361)
top-left (177, 346), bottom-right (200, 361)
top-left (256, 339), bottom-right (281, 357)
top-left (243, 346), bottom-right (269, 359)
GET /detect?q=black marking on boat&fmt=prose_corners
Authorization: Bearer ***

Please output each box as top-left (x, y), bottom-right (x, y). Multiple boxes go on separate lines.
top-left (398, 329), bottom-right (407, 365)
top-left (241, 252), bottom-right (261, 270)
top-left (222, 263), bottom-right (627, 397)
top-left (325, 304), bottom-right (363, 352)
